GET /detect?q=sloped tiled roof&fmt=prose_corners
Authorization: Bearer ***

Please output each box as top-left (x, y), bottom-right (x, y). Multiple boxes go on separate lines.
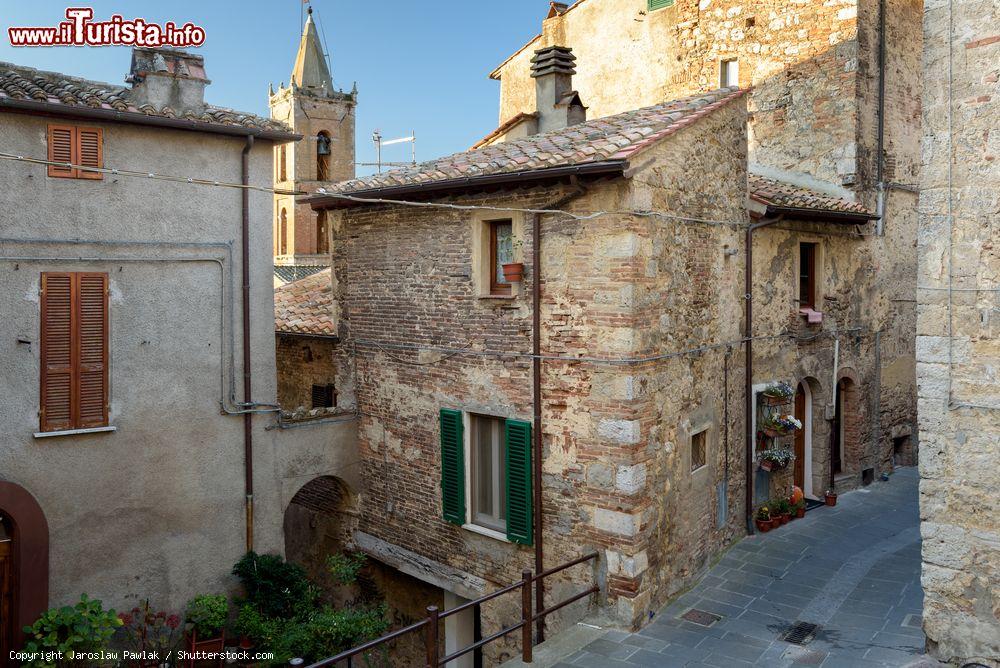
top-left (274, 269), bottom-right (335, 337)
top-left (320, 88), bottom-right (746, 197)
top-left (470, 112), bottom-right (539, 150)
top-left (749, 174), bottom-right (877, 218)
top-left (0, 62), bottom-right (291, 135)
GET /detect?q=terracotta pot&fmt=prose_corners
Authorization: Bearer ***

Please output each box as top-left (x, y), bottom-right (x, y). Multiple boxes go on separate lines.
top-left (762, 394), bottom-right (791, 406)
top-left (825, 493), bottom-right (838, 507)
top-left (762, 427), bottom-right (783, 439)
top-left (501, 262), bottom-right (524, 283)
top-left (796, 507), bottom-right (806, 518)
top-left (780, 513), bottom-right (791, 525)
top-left (755, 518), bottom-right (771, 533)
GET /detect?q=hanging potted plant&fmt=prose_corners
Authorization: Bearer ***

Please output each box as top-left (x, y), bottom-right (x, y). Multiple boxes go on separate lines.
top-left (185, 594), bottom-right (228, 658)
top-left (761, 381), bottom-right (794, 406)
top-left (757, 448), bottom-right (794, 472)
top-left (759, 413), bottom-right (802, 439)
top-left (825, 489), bottom-right (838, 506)
top-left (755, 505), bottom-right (773, 533)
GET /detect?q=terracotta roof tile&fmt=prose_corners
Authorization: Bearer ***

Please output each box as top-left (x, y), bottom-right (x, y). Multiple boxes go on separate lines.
top-left (749, 174), bottom-right (877, 218)
top-left (274, 269), bottom-right (335, 337)
top-left (325, 88), bottom-right (746, 196)
top-left (0, 62), bottom-right (290, 134)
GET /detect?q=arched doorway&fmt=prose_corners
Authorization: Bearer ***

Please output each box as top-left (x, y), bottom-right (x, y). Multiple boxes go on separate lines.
top-left (0, 481), bottom-right (49, 652)
top-left (283, 476), bottom-right (357, 589)
top-left (832, 371), bottom-right (862, 483)
top-left (793, 381), bottom-right (815, 498)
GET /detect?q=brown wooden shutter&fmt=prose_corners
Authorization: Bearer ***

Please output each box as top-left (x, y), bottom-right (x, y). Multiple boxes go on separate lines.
top-left (76, 273), bottom-right (109, 427)
top-left (76, 127), bottom-right (103, 180)
top-left (40, 273), bottom-right (74, 431)
top-left (47, 125), bottom-right (76, 178)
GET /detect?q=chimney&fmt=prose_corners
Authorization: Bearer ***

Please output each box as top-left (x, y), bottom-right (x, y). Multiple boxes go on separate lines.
top-left (126, 48), bottom-right (210, 115)
top-left (530, 46), bottom-right (586, 133)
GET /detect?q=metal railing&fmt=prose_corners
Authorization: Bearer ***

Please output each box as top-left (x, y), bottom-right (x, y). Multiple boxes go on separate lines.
top-left (307, 551), bottom-right (600, 668)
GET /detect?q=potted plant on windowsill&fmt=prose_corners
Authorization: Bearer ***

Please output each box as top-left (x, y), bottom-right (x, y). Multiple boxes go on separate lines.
top-left (761, 381), bottom-right (794, 406)
top-left (758, 448), bottom-right (794, 472)
top-left (759, 413), bottom-right (802, 439)
top-left (185, 594), bottom-right (228, 659)
top-left (755, 505), bottom-right (773, 533)
top-left (501, 237), bottom-right (525, 284)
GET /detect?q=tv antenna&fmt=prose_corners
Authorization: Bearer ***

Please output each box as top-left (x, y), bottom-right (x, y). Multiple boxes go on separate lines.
top-left (370, 129), bottom-right (417, 173)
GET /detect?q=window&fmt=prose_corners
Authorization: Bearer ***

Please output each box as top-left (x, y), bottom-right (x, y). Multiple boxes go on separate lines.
top-left (39, 272), bottom-right (109, 432)
top-left (720, 59), bottom-right (739, 88)
top-left (691, 429), bottom-right (707, 472)
top-left (278, 144), bottom-right (287, 182)
top-left (311, 384), bottom-right (337, 409)
top-left (279, 208), bottom-right (289, 256)
top-left (439, 409), bottom-right (533, 544)
top-left (489, 220), bottom-right (514, 296)
top-left (799, 242), bottom-right (817, 309)
top-left (648, 0), bottom-right (675, 10)
top-left (317, 132), bottom-right (332, 181)
top-left (47, 124), bottom-right (102, 180)
top-left (316, 211), bottom-right (329, 255)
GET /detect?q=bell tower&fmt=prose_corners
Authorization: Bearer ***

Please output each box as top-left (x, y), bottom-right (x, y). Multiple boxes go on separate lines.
top-left (269, 6), bottom-right (356, 282)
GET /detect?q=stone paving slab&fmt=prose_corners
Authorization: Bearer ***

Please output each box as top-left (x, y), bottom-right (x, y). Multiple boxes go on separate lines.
top-left (563, 468), bottom-right (944, 668)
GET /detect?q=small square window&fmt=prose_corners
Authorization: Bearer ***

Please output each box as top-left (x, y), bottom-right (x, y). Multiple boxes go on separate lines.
top-left (648, 0), bottom-right (675, 10)
top-left (691, 430), bottom-right (707, 472)
top-left (471, 414), bottom-right (507, 532)
top-left (799, 242), bottom-right (817, 309)
top-left (311, 384), bottom-right (337, 409)
top-left (720, 59), bottom-right (739, 88)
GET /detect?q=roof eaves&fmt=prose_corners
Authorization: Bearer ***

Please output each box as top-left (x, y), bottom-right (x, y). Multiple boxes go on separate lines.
top-left (761, 203), bottom-right (880, 223)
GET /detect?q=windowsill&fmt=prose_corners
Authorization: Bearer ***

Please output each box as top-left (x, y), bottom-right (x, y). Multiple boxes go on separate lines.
top-left (34, 425), bottom-right (116, 439)
top-left (462, 523), bottom-right (509, 543)
top-left (799, 307), bottom-right (823, 324)
top-left (479, 294), bottom-right (516, 301)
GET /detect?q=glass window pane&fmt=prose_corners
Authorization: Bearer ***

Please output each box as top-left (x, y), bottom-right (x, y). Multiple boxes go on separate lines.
top-left (475, 416), bottom-right (493, 519)
top-left (495, 222), bottom-right (513, 286)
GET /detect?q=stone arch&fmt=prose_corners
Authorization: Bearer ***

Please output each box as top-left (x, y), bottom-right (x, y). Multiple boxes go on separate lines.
top-left (0, 480), bottom-right (49, 650)
top-left (794, 377), bottom-right (827, 499)
top-left (283, 476), bottom-right (357, 589)
top-left (835, 368), bottom-right (863, 478)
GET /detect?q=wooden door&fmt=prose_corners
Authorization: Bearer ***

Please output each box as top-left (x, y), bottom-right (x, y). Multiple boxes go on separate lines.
top-left (0, 539), bottom-right (13, 659)
top-left (793, 385), bottom-right (806, 489)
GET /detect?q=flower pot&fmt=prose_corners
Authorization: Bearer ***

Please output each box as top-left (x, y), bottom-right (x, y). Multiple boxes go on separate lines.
top-left (780, 513), bottom-right (791, 525)
top-left (239, 635), bottom-right (254, 650)
top-left (796, 507), bottom-right (806, 518)
top-left (501, 262), bottom-right (524, 283)
top-left (762, 394), bottom-right (791, 406)
top-left (825, 493), bottom-right (838, 507)
top-left (759, 460), bottom-right (773, 472)
top-left (187, 631), bottom-right (225, 666)
top-left (755, 518), bottom-right (771, 533)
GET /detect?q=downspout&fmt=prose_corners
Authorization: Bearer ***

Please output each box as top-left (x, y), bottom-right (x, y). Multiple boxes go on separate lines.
top-left (744, 215), bottom-right (783, 534)
top-left (241, 135), bottom-right (255, 552)
top-left (532, 180), bottom-right (587, 643)
top-left (875, 0), bottom-right (887, 236)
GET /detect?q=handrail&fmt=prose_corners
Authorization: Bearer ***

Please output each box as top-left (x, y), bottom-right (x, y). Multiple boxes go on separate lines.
top-left (305, 551), bottom-right (600, 668)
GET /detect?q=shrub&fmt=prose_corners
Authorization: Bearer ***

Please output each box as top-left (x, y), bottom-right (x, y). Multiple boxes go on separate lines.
top-left (22, 594), bottom-right (122, 666)
top-left (233, 552), bottom-right (316, 619)
top-left (185, 594), bottom-right (228, 639)
top-left (118, 600), bottom-right (182, 657)
top-left (772, 498), bottom-right (791, 515)
top-left (326, 552), bottom-right (366, 586)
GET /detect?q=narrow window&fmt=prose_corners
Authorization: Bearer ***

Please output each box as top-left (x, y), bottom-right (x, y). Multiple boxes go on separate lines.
top-left (720, 58), bottom-right (739, 88)
top-left (279, 208), bottom-right (289, 256)
top-left (317, 132), bottom-right (332, 181)
top-left (691, 429), bottom-right (707, 472)
top-left (489, 220), bottom-right (514, 296)
top-left (648, 0), bottom-right (675, 10)
top-left (278, 144), bottom-right (288, 182)
top-left (316, 210), bottom-right (329, 255)
top-left (47, 124), bottom-right (103, 180)
top-left (311, 384), bottom-right (336, 409)
top-left (799, 242), bottom-right (817, 309)
top-left (471, 414), bottom-right (507, 532)
top-left (40, 272), bottom-right (109, 432)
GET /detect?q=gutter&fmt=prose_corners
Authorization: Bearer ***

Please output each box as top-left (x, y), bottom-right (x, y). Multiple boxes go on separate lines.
top-left (744, 215), bottom-right (783, 534)
top-left (305, 161), bottom-right (626, 210)
top-left (0, 98), bottom-right (300, 142)
top-left (241, 136), bottom-right (255, 552)
top-left (760, 204), bottom-right (880, 224)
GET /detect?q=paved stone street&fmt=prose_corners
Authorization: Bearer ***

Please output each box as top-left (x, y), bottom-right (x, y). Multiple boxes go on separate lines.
top-left (564, 468), bottom-right (936, 667)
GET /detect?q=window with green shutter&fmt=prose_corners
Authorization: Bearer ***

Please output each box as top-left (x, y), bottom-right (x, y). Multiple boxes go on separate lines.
top-left (440, 409), bottom-right (465, 525)
top-left (648, 0), bottom-right (675, 10)
top-left (504, 419), bottom-right (533, 545)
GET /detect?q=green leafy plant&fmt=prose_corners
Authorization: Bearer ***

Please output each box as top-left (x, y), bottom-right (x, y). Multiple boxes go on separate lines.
top-left (185, 594), bottom-right (228, 639)
top-left (758, 448), bottom-right (795, 468)
top-left (755, 505), bottom-right (771, 521)
top-left (233, 552), bottom-right (316, 619)
top-left (326, 552), bottom-right (366, 586)
top-left (22, 594), bottom-right (122, 666)
top-left (772, 498), bottom-right (791, 516)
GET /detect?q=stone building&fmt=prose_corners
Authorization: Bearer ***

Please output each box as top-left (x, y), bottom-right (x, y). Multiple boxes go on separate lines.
top-left (269, 7), bottom-right (357, 286)
top-left (917, 0), bottom-right (1000, 664)
top-left (487, 0), bottom-right (922, 496)
top-left (0, 49), bottom-right (356, 653)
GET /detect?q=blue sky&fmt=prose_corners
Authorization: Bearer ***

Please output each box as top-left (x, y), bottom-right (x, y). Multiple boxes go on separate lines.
top-left (0, 1), bottom-right (550, 174)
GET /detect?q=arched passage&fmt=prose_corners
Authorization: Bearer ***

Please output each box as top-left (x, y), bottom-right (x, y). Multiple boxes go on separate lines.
top-left (283, 476), bottom-right (357, 588)
top-left (834, 369), bottom-right (863, 481)
top-left (0, 481), bottom-right (49, 652)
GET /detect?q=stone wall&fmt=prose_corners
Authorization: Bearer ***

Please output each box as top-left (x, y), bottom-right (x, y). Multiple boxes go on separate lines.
top-left (917, 0), bottom-right (1000, 664)
top-left (276, 333), bottom-right (339, 411)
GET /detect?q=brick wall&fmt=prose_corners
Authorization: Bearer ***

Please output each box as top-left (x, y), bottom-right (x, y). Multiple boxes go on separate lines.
top-left (275, 333), bottom-right (338, 410)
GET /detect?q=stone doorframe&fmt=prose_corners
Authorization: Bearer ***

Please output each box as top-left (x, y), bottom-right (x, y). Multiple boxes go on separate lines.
top-left (0, 480), bottom-right (49, 649)
top-left (796, 380), bottom-right (815, 499)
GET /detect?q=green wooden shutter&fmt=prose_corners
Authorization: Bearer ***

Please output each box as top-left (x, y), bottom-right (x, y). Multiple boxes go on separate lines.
top-left (648, 0), bottom-right (674, 10)
top-left (440, 409), bottom-right (466, 526)
top-left (505, 419), bottom-right (533, 545)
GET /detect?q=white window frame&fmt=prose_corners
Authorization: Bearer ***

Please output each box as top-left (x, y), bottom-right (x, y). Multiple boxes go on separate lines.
top-left (462, 412), bottom-right (510, 541)
top-left (720, 58), bottom-right (739, 88)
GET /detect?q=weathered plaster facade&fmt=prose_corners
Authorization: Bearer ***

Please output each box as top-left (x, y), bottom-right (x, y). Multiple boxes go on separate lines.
top-left (917, 0), bottom-right (1000, 663)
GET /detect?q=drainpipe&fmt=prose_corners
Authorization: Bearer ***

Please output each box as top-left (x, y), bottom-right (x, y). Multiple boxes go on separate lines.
top-left (875, 0), bottom-right (887, 236)
top-left (241, 135), bottom-right (255, 552)
top-left (744, 215), bottom-right (783, 534)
